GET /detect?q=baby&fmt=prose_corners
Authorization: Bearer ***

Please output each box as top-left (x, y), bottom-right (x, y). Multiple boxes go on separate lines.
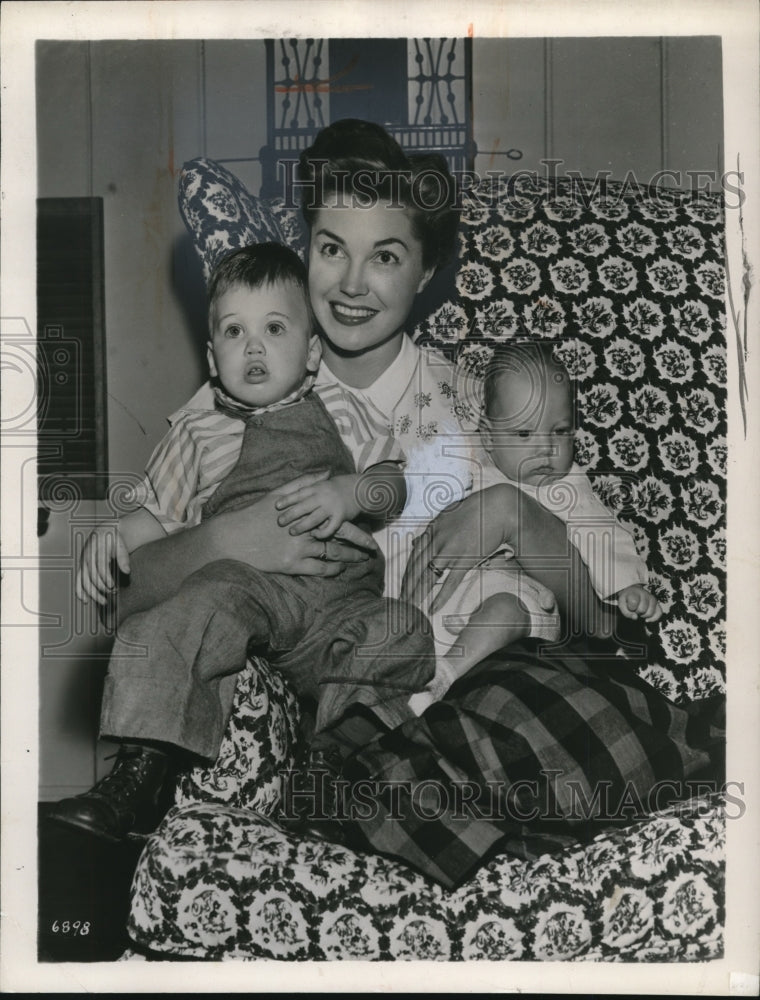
top-left (52, 243), bottom-right (433, 841)
top-left (410, 340), bottom-right (662, 713)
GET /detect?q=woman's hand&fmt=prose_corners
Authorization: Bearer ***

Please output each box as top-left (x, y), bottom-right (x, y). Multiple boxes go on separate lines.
top-left (211, 472), bottom-right (376, 572)
top-left (113, 471), bottom-right (378, 625)
top-left (401, 483), bottom-right (616, 639)
top-left (401, 486), bottom-right (512, 613)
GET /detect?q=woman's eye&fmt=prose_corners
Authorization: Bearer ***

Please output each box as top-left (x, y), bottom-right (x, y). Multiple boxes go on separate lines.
top-left (319, 241), bottom-right (344, 259)
top-left (374, 250), bottom-right (399, 265)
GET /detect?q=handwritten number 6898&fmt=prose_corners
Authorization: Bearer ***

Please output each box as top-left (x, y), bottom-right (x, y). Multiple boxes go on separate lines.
top-left (51, 919), bottom-right (91, 936)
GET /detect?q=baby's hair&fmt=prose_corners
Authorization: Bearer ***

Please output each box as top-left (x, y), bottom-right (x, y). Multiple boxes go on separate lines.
top-left (298, 118), bottom-right (460, 272)
top-left (208, 243), bottom-right (313, 329)
top-left (483, 340), bottom-right (571, 421)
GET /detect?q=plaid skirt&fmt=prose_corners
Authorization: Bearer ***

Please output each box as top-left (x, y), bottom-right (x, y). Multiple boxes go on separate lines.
top-left (339, 640), bottom-right (725, 889)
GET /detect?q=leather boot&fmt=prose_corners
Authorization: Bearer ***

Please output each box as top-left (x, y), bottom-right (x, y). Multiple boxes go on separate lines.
top-left (47, 744), bottom-right (172, 842)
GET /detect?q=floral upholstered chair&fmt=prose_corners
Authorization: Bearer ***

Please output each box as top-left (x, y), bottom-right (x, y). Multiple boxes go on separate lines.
top-left (126, 160), bottom-right (726, 961)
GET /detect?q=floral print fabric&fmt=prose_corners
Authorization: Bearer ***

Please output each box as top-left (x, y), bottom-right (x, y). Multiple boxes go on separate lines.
top-left (128, 790), bottom-right (724, 961)
top-left (174, 654), bottom-right (300, 813)
top-left (178, 159), bottom-right (285, 280)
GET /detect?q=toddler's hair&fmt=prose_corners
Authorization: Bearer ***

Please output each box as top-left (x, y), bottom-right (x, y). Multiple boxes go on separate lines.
top-left (298, 118), bottom-right (460, 272)
top-left (208, 243), bottom-right (312, 327)
top-left (483, 340), bottom-right (570, 420)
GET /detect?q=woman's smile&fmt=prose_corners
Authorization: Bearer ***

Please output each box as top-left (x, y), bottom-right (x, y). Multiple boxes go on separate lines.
top-left (329, 301), bottom-right (379, 325)
top-left (330, 302), bottom-right (378, 326)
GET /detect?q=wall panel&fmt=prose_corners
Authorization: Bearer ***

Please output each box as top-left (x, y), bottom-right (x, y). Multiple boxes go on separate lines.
top-left (549, 36), bottom-right (663, 182)
top-left (36, 41), bottom-right (91, 197)
top-left (88, 41), bottom-right (206, 479)
top-left (203, 39), bottom-right (267, 196)
top-left (664, 36), bottom-right (724, 185)
top-left (473, 38), bottom-right (547, 178)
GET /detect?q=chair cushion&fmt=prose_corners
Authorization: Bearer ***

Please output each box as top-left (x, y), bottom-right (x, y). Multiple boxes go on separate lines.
top-left (128, 791), bottom-right (724, 960)
top-left (178, 158), bottom-right (288, 280)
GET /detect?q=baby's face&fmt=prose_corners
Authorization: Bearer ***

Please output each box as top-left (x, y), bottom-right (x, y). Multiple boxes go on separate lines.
top-left (483, 367), bottom-right (575, 487)
top-left (207, 280), bottom-right (319, 408)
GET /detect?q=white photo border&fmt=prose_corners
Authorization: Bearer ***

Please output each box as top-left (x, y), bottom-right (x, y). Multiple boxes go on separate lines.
top-left (2, 0), bottom-right (758, 993)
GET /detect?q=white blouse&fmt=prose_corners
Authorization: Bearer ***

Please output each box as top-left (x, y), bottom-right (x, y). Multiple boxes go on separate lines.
top-left (315, 336), bottom-right (490, 597)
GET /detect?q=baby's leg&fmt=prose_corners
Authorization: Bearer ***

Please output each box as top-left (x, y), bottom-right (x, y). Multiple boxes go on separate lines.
top-left (408, 593), bottom-right (530, 716)
top-left (443, 591), bottom-right (532, 679)
top-left (502, 491), bottom-right (617, 640)
top-left (409, 568), bottom-right (560, 716)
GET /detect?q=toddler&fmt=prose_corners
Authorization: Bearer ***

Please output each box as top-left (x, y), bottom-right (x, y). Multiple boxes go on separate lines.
top-left (52, 243), bottom-right (433, 840)
top-left (410, 340), bottom-right (662, 713)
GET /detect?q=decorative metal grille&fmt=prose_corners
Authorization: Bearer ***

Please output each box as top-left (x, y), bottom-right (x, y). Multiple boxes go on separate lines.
top-left (271, 38), bottom-right (329, 137)
top-left (408, 38), bottom-right (467, 127)
top-left (261, 38), bottom-right (474, 197)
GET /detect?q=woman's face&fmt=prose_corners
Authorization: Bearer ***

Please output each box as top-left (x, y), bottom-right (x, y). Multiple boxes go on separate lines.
top-left (308, 197), bottom-right (434, 361)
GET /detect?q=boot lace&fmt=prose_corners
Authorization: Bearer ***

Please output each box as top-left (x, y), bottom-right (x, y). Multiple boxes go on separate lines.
top-left (90, 746), bottom-right (161, 805)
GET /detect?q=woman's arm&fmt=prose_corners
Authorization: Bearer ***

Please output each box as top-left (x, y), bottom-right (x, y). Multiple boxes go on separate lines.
top-left (401, 483), bottom-right (616, 640)
top-left (108, 472), bottom-right (376, 626)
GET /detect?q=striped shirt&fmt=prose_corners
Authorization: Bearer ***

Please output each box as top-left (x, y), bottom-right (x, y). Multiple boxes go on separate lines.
top-left (134, 383), bottom-right (405, 533)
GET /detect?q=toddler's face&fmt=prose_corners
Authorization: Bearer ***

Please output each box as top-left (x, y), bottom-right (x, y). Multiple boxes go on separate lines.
top-left (482, 367), bottom-right (575, 487)
top-left (208, 280), bottom-right (319, 408)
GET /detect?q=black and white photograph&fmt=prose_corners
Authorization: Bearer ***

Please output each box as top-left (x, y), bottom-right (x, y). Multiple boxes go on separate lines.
top-left (2, 0), bottom-right (759, 992)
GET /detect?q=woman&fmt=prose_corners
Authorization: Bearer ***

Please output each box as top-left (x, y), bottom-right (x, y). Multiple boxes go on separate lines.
top-left (103, 120), bottom-right (722, 889)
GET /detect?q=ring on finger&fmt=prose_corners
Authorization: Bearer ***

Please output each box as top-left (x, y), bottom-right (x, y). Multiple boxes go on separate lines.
top-left (319, 541), bottom-right (328, 561)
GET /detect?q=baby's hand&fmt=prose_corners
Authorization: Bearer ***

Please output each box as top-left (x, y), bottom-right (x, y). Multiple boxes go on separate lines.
top-left (617, 584), bottom-right (663, 622)
top-left (76, 525), bottom-right (131, 605)
top-left (274, 476), bottom-right (356, 540)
